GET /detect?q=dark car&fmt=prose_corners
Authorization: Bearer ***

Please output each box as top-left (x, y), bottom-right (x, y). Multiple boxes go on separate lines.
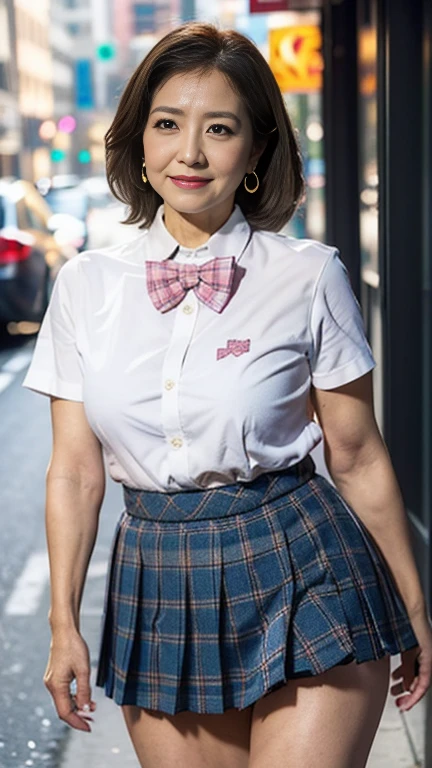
top-left (0, 178), bottom-right (84, 326)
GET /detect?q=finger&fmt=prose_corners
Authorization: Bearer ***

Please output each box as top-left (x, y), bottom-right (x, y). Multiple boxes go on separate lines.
top-left (56, 696), bottom-right (92, 731)
top-left (70, 680), bottom-right (97, 714)
top-left (62, 711), bottom-right (92, 731)
top-left (397, 672), bottom-right (431, 711)
top-left (391, 665), bottom-right (403, 679)
top-left (397, 688), bottom-right (425, 711)
top-left (74, 699), bottom-right (94, 719)
top-left (52, 687), bottom-right (92, 732)
top-left (72, 695), bottom-right (94, 720)
top-left (75, 671), bottom-right (92, 711)
top-left (390, 681), bottom-right (406, 696)
top-left (77, 699), bottom-right (97, 718)
top-left (403, 671), bottom-right (415, 692)
top-left (76, 711), bottom-right (94, 722)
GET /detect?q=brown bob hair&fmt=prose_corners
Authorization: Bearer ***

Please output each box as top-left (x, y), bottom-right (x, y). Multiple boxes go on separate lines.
top-left (105, 22), bottom-right (305, 232)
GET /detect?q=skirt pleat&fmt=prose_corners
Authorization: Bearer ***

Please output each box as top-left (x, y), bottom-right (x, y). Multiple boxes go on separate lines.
top-left (95, 459), bottom-right (419, 715)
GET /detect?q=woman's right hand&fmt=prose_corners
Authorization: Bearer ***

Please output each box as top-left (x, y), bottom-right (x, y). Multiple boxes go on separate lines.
top-left (390, 608), bottom-right (432, 712)
top-left (44, 629), bottom-right (97, 731)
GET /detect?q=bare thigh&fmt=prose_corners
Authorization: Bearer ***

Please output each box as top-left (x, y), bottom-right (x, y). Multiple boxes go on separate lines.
top-left (122, 703), bottom-right (252, 768)
top-left (249, 656), bottom-right (391, 768)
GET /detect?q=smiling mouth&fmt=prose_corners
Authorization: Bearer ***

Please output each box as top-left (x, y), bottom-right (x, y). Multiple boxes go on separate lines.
top-left (169, 176), bottom-right (212, 189)
top-left (170, 176), bottom-right (212, 181)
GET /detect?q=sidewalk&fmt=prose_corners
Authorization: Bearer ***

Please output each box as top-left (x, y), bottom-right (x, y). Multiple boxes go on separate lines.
top-left (62, 685), bottom-right (135, 768)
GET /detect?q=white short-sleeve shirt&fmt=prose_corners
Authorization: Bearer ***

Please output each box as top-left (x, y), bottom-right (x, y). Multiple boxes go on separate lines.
top-left (22, 203), bottom-right (377, 491)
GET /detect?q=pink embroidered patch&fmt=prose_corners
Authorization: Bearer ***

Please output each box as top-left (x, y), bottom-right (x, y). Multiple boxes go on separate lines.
top-left (216, 339), bottom-right (251, 360)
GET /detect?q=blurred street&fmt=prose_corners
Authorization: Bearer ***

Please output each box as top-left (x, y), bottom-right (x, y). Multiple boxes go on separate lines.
top-left (0, 365), bottom-right (131, 768)
top-left (0, 208), bottom-right (137, 768)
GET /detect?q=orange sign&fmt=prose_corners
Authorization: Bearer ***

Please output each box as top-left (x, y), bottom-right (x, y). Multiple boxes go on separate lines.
top-left (269, 26), bottom-right (323, 93)
top-left (358, 27), bottom-right (377, 96)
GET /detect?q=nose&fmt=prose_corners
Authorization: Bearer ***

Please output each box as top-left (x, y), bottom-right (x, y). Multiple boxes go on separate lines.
top-left (176, 126), bottom-right (206, 166)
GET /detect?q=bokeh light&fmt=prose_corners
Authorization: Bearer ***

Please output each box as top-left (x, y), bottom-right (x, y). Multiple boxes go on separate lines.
top-left (51, 148), bottom-right (66, 162)
top-left (39, 120), bottom-right (57, 141)
top-left (78, 149), bottom-right (91, 163)
top-left (306, 121), bottom-right (324, 142)
top-left (58, 115), bottom-right (77, 134)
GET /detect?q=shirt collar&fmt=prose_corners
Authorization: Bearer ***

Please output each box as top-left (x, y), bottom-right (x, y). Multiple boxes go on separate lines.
top-left (145, 203), bottom-right (251, 263)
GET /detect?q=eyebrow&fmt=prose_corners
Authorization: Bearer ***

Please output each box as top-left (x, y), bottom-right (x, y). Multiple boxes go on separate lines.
top-left (149, 106), bottom-right (242, 127)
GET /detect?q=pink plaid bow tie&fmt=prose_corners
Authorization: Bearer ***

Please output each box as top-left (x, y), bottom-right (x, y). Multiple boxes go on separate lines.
top-left (145, 257), bottom-right (236, 313)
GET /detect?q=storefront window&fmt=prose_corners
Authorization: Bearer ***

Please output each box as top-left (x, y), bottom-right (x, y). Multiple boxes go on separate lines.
top-left (284, 90), bottom-right (325, 241)
top-left (238, 10), bottom-right (325, 240)
top-left (358, 16), bottom-right (379, 282)
top-left (358, 1), bottom-right (383, 430)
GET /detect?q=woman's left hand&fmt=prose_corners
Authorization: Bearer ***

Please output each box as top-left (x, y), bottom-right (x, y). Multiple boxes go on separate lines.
top-left (390, 609), bottom-right (432, 711)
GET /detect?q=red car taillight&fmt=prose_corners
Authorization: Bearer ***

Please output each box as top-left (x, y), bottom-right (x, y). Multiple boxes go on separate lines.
top-left (0, 237), bottom-right (32, 264)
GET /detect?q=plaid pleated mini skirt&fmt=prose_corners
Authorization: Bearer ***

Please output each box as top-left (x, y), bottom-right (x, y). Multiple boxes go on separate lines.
top-left (95, 454), bottom-right (418, 715)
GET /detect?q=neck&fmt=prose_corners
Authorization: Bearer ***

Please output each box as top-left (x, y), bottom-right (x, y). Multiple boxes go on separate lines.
top-left (163, 200), bottom-right (235, 248)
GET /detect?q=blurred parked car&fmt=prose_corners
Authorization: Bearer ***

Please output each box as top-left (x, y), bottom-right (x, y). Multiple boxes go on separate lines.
top-left (0, 177), bottom-right (85, 326)
top-left (80, 175), bottom-right (116, 209)
top-left (36, 175), bottom-right (90, 251)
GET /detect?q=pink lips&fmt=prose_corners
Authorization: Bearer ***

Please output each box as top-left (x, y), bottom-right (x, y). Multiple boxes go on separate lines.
top-left (169, 176), bottom-right (212, 189)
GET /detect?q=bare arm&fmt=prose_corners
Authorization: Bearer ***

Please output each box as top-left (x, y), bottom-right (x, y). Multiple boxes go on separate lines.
top-left (311, 375), bottom-right (424, 616)
top-left (310, 372), bottom-right (432, 710)
top-left (44, 396), bottom-right (105, 731)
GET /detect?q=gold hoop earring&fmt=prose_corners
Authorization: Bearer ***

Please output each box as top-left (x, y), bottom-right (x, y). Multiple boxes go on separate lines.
top-left (244, 169), bottom-right (259, 193)
top-left (141, 159), bottom-right (148, 184)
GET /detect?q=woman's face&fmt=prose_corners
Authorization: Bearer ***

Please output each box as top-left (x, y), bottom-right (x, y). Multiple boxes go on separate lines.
top-left (142, 68), bottom-right (264, 217)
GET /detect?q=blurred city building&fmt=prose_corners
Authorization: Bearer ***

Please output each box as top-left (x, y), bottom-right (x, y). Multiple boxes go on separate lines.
top-left (0, 0), bottom-right (20, 177)
top-left (113, 0), bottom-right (182, 82)
top-left (55, 0), bottom-right (113, 174)
top-left (48, 0), bottom-right (76, 175)
top-left (14, 0), bottom-right (53, 180)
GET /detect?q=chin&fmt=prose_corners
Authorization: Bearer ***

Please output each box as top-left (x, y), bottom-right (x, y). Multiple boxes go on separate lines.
top-left (164, 191), bottom-right (235, 216)
top-left (165, 197), bottom-right (216, 214)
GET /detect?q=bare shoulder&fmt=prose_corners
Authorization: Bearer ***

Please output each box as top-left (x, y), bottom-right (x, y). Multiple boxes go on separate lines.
top-left (48, 397), bottom-right (105, 490)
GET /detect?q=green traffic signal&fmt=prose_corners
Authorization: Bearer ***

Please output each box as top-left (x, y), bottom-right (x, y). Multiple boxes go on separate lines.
top-left (78, 150), bottom-right (91, 163)
top-left (51, 149), bottom-right (66, 162)
top-left (96, 43), bottom-right (116, 61)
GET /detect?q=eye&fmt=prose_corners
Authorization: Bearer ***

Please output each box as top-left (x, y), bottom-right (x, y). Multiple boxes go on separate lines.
top-left (152, 119), bottom-right (234, 135)
top-left (153, 118), bottom-right (177, 130)
top-left (208, 124), bottom-right (234, 135)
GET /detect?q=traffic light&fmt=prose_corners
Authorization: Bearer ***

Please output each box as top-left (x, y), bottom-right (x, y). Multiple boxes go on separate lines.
top-left (78, 150), bottom-right (91, 164)
top-left (96, 43), bottom-right (116, 61)
top-left (51, 149), bottom-right (66, 162)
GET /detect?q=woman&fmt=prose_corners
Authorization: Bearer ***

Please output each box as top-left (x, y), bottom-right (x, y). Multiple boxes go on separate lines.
top-left (22, 21), bottom-right (432, 768)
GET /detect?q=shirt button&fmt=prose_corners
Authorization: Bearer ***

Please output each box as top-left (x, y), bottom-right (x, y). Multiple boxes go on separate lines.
top-left (164, 379), bottom-right (175, 390)
top-left (182, 304), bottom-right (194, 314)
top-left (170, 437), bottom-right (183, 449)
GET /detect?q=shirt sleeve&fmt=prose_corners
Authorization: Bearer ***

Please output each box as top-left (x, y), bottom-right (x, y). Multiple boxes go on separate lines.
top-left (308, 249), bottom-right (377, 389)
top-left (21, 258), bottom-right (84, 401)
